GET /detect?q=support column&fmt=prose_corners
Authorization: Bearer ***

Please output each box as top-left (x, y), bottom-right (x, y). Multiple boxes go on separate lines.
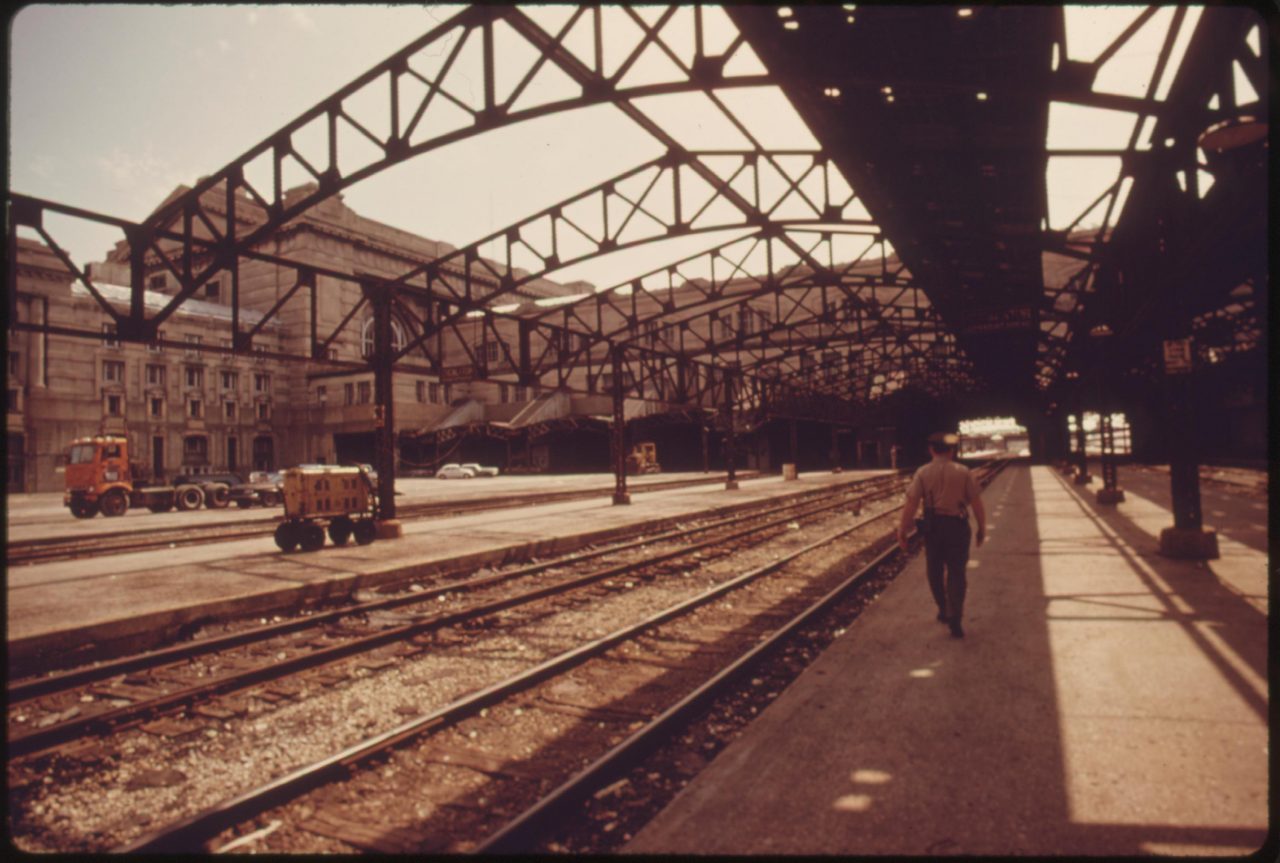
top-left (610, 348), bottom-right (630, 505)
top-left (830, 424), bottom-right (842, 473)
top-left (1072, 400), bottom-right (1091, 485)
top-left (700, 423), bottom-right (710, 473)
top-left (723, 373), bottom-right (738, 491)
top-left (1094, 334), bottom-right (1124, 504)
top-left (784, 417), bottom-right (798, 480)
top-left (1159, 355), bottom-right (1218, 558)
top-left (369, 284), bottom-right (401, 537)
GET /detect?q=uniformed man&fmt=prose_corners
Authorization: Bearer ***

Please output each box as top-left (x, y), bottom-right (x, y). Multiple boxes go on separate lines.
top-left (896, 432), bottom-right (987, 638)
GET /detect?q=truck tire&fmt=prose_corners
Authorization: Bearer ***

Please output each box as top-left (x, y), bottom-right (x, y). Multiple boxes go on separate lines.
top-left (299, 523), bottom-right (326, 552)
top-left (175, 485), bottom-right (204, 511)
top-left (274, 522), bottom-right (299, 552)
top-left (70, 499), bottom-right (98, 519)
top-left (353, 520), bottom-right (377, 546)
top-left (100, 491), bottom-right (130, 517)
top-left (205, 483), bottom-right (230, 509)
top-left (328, 516), bottom-right (353, 546)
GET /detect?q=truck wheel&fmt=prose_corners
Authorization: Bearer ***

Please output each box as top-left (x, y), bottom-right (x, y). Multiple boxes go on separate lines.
top-left (100, 491), bottom-right (129, 518)
top-left (328, 516), bottom-right (353, 546)
top-left (175, 485), bottom-right (204, 511)
top-left (70, 499), bottom-right (99, 519)
top-left (206, 483), bottom-right (230, 509)
top-left (147, 502), bottom-right (174, 514)
top-left (353, 520), bottom-right (377, 546)
top-left (300, 523), bottom-right (326, 552)
top-left (274, 522), bottom-right (300, 552)
top-left (235, 499), bottom-right (253, 509)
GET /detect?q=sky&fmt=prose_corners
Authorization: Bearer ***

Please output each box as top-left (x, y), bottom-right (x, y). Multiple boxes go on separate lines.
top-left (9, 4), bottom-right (1222, 291)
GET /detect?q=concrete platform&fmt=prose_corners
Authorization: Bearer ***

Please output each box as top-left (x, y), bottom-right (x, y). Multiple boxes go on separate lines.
top-left (6, 470), bottom-right (888, 671)
top-left (626, 464), bottom-right (1269, 856)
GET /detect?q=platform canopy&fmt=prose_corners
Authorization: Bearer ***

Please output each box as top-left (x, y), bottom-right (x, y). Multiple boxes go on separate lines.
top-left (9, 4), bottom-right (1266, 423)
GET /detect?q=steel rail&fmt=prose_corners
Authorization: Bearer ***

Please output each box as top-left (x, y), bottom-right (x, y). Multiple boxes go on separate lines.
top-left (117, 482), bottom-right (918, 853)
top-left (9, 474), bottom-right (896, 703)
top-left (476, 461), bottom-right (1010, 852)
top-left (10, 479), bottom-right (904, 757)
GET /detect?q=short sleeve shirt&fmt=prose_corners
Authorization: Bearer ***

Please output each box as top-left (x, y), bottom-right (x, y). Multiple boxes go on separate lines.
top-left (908, 459), bottom-right (981, 518)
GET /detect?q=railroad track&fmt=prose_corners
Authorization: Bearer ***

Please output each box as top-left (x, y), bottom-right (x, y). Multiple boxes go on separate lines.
top-left (8, 464), bottom-right (1006, 853)
top-left (5, 471), bottom-right (763, 566)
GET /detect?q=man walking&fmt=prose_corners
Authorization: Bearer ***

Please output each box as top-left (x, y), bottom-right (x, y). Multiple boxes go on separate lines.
top-left (896, 432), bottom-right (986, 638)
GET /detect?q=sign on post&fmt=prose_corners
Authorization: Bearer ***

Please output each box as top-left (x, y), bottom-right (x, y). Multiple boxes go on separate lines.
top-left (1162, 338), bottom-right (1193, 374)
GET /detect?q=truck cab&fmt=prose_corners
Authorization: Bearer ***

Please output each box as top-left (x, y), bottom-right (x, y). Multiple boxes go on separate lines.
top-left (64, 435), bottom-right (133, 518)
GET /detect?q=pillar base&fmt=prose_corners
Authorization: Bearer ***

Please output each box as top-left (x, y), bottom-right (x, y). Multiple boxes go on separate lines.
top-left (724, 480), bottom-right (739, 491)
top-left (1095, 487), bottom-right (1126, 505)
top-left (782, 463), bottom-right (798, 481)
top-left (612, 492), bottom-right (631, 505)
top-left (1158, 527), bottom-right (1219, 560)
top-left (1073, 472), bottom-right (1093, 485)
top-left (375, 519), bottom-right (403, 539)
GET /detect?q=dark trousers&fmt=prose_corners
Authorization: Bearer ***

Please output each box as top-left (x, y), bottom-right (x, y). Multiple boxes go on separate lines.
top-left (924, 515), bottom-right (971, 621)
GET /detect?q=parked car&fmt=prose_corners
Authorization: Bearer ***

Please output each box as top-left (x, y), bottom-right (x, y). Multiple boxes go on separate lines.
top-left (435, 463), bottom-right (476, 479)
top-left (461, 463), bottom-right (500, 477)
top-left (235, 471), bottom-right (284, 508)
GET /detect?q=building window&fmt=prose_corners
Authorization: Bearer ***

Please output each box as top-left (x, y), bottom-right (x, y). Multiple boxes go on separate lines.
top-left (148, 330), bottom-right (165, 353)
top-left (252, 435), bottom-right (274, 472)
top-left (146, 364), bottom-right (166, 386)
top-left (316, 385), bottom-right (327, 404)
top-left (716, 314), bottom-right (732, 341)
top-left (256, 401), bottom-right (270, 421)
top-left (7, 388), bottom-right (20, 414)
top-left (150, 397), bottom-right (164, 418)
top-left (103, 360), bottom-right (125, 383)
top-left (357, 381), bottom-right (372, 404)
top-left (183, 434), bottom-right (209, 464)
top-left (327, 347), bottom-right (339, 361)
top-left (478, 341), bottom-right (500, 365)
top-left (185, 366), bottom-right (205, 388)
top-left (188, 398), bottom-right (203, 419)
top-left (254, 372), bottom-right (270, 393)
top-left (344, 382), bottom-right (355, 406)
top-left (149, 274), bottom-right (167, 290)
top-left (221, 370), bottom-right (238, 390)
top-left (416, 380), bottom-right (426, 403)
top-left (499, 382), bottom-right (510, 403)
top-left (185, 334), bottom-right (202, 356)
top-left (360, 318), bottom-right (407, 358)
top-left (103, 324), bottom-right (119, 348)
top-left (429, 382), bottom-right (440, 404)
top-left (106, 393), bottom-right (123, 416)
top-left (643, 320), bottom-right (658, 346)
top-left (515, 384), bottom-right (528, 402)
top-left (8, 351), bottom-right (19, 377)
top-left (224, 401), bottom-right (237, 421)
top-left (204, 279), bottom-right (220, 300)
top-left (738, 306), bottom-right (754, 336)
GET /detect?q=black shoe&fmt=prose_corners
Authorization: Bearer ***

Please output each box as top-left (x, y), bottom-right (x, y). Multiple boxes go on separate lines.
top-left (949, 621), bottom-right (965, 639)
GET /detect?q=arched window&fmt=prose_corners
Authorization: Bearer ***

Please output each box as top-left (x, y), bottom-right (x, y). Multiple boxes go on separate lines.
top-left (360, 317), bottom-right (407, 358)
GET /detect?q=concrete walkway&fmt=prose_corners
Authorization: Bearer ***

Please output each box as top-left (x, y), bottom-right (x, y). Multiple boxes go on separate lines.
top-left (626, 464), bottom-right (1269, 856)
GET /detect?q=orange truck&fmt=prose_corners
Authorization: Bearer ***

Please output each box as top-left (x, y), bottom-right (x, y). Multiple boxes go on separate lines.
top-left (63, 435), bottom-right (212, 518)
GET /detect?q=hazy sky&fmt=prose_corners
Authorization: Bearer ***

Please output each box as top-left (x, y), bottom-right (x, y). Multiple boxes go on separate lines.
top-left (9, 4), bottom-right (1216, 289)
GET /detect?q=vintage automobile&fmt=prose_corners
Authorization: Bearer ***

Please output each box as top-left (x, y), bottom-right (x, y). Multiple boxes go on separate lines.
top-left (435, 463), bottom-right (476, 479)
top-left (234, 471), bottom-right (285, 508)
top-left (460, 462), bottom-right (500, 477)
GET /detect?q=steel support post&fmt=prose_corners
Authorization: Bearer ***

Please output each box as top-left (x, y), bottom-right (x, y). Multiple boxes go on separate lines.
top-left (1073, 404), bottom-right (1092, 485)
top-left (610, 349), bottom-right (630, 505)
top-left (1160, 370), bottom-right (1218, 557)
top-left (1094, 339), bottom-right (1124, 504)
top-left (701, 424), bottom-right (710, 473)
top-left (723, 375), bottom-right (738, 491)
top-left (785, 417), bottom-right (798, 480)
top-left (369, 285), bottom-right (400, 534)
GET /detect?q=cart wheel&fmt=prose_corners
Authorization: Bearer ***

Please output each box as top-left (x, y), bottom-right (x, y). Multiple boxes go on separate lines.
top-left (100, 491), bottom-right (129, 517)
top-left (353, 520), bottom-right (377, 546)
top-left (328, 516), bottom-right (353, 546)
top-left (175, 485), bottom-right (205, 511)
top-left (299, 522), bottom-right (326, 551)
top-left (206, 483), bottom-right (230, 509)
top-left (274, 522), bottom-right (300, 552)
top-left (70, 499), bottom-right (99, 519)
